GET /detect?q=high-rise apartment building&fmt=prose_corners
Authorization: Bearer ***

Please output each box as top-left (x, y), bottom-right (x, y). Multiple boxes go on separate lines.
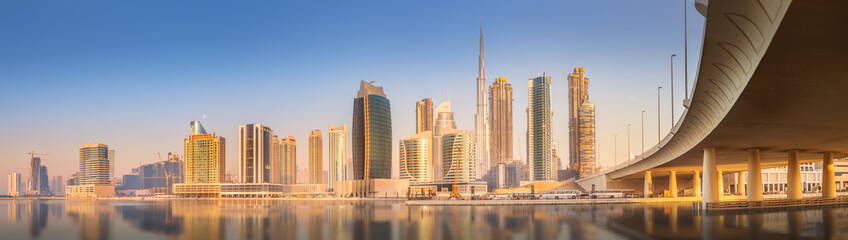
top-left (7, 172), bottom-right (21, 196)
top-left (28, 156), bottom-right (50, 196)
top-left (271, 135), bottom-right (281, 184)
top-left (184, 121), bottom-right (226, 183)
top-left (399, 131), bottom-right (433, 183)
top-left (80, 143), bottom-right (110, 185)
top-left (415, 98), bottom-right (433, 134)
top-left (442, 129), bottom-right (477, 183)
top-left (239, 124), bottom-right (273, 183)
top-left (577, 103), bottom-right (596, 176)
top-left (108, 150), bottom-right (115, 181)
top-left (527, 74), bottom-right (555, 181)
top-left (433, 99), bottom-right (456, 181)
top-left (51, 175), bottom-right (64, 196)
top-left (352, 80), bottom-right (392, 180)
top-left (568, 67), bottom-right (596, 178)
top-left (308, 130), bottom-right (323, 184)
top-left (488, 77), bottom-right (513, 167)
top-left (474, 25), bottom-right (490, 180)
top-left (280, 136), bottom-right (297, 184)
top-left (328, 124), bottom-right (348, 189)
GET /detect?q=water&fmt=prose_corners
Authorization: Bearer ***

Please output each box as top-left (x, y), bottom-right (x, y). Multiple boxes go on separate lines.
top-left (2, 199), bottom-right (847, 240)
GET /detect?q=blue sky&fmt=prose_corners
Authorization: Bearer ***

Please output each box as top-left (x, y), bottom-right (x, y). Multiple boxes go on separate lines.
top-left (0, 1), bottom-right (704, 192)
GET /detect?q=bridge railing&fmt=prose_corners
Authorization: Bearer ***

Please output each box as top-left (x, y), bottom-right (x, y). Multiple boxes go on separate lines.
top-left (705, 196), bottom-right (848, 210)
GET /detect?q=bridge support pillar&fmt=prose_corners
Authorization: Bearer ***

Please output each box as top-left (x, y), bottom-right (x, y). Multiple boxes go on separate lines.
top-left (823, 152), bottom-right (836, 198)
top-left (702, 148), bottom-right (719, 204)
top-left (717, 170), bottom-right (724, 198)
top-left (747, 148), bottom-right (763, 201)
top-left (669, 171), bottom-right (678, 197)
top-left (787, 150), bottom-right (802, 200)
top-left (644, 171), bottom-right (653, 198)
top-left (736, 172), bottom-right (744, 196)
top-left (693, 171), bottom-right (701, 197)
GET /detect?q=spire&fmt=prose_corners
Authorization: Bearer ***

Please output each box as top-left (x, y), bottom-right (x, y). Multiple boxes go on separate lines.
top-left (478, 22), bottom-right (485, 80)
top-left (191, 121), bottom-right (207, 135)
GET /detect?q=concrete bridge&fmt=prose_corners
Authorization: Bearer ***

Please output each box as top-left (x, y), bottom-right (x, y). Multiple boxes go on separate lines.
top-left (577, 0), bottom-right (848, 205)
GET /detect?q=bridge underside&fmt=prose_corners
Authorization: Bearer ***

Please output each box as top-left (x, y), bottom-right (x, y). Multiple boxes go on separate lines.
top-left (614, 0), bottom-right (848, 180)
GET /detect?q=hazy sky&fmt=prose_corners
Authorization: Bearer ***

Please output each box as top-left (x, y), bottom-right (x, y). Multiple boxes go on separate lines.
top-left (0, 1), bottom-right (705, 193)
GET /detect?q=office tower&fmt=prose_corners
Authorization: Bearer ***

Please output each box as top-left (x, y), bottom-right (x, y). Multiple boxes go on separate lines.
top-left (527, 74), bottom-right (555, 181)
top-left (474, 25), bottom-right (490, 180)
top-left (309, 130), bottom-right (323, 184)
top-left (272, 135), bottom-right (281, 183)
top-left (399, 131), bottom-right (433, 183)
top-left (577, 103), bottom-right (596, 176)
top-left (442, 129), bottom-right (477, 183)
top-left (67, 172), bottom-right (79, 186)
top-left (280, 136), bottom-right (297, 184)
top-left (184, 121), bottom-right (226, 183)
top-left (568, 67), bottom-right (596, 178)
top-left (415, 98), bottom-right (433, 133)
top-left (489, 77), bottom-right (513, 167)
top-left (139, 156), bottom-right (183, 193)
top-left (51, 175), bottom-right (64, 196)
top-left (352, 80), bottom-right (392, 180)
top-left (8, 172), bottom-right (21, 196)
top-left (28, 156), bottom-right (46, 195)
top-left (80, 143), bottom-right (111, 185)
top-left (239, 124), bottom-right (273, 183)
top-left (108, 150), bottom-right (115, 180)
top-left (328, 124), bottom-right (348, 189)
top-left (433, 99), bottom-right (456, 181)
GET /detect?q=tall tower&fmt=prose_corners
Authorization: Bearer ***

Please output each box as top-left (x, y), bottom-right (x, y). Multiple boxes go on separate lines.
top-left (352, 80), bottom-right (392, 180)
top-left (475, 24), bottom-right (490, 179)
top-left (239, 124), bottom-right (273, 183)
top-left (433, 98), bottom-right (456, 181)
top-left (328, 124), bottom-right (348, 188)
top-left (280, 136), bottom-right (297, 184)
top-left (577, 103), bottom-right (596, 177)
top-left (568, 67), bottom-right (595, 178)
top-left (527, 74), bottom-right (554, 181)
top-left (415, 98), bottom-right (433, 134)
top-left (184, 121), bottom-right (226, 183)
top-left (308, 129), bottom-right (323, 184)
top-left (488, 77), bottom-right (513, 167)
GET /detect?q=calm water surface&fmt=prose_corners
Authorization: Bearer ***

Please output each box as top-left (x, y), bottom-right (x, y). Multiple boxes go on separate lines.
top-left (2, 199), bottom-right (847, 239)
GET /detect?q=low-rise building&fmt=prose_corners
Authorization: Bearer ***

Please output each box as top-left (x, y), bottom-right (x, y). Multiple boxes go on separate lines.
top-left (66, 185), bottom-right (115, 198)
top-left (334, 179), bottom-right (410, 198)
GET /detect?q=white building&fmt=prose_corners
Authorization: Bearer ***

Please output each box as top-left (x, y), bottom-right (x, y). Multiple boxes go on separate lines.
top-left (328, 124), bottom-right (348, 190)
top-left (7, 172), bottom-right (22, 196)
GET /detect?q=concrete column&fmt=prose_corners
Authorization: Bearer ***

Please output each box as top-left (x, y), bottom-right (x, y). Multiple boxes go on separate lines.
top-left (787, 150), bottom-right (802, 200)
top-left (823, 152), bottom-right (836, 198)
top-left (717, 170), bottom-right (724, 198)
top-left (693, 171), bottom-right (701, 197)
top-left (644, 171), bottom-right (653, 198)
top-left (747, 148), bottom-right (763, 201)
top-left (669, 171), bottom-right (678, 197)
top-left (736, 172), bottom-right (744, 195)
top-left (702, 148), bottom-right (719, 203)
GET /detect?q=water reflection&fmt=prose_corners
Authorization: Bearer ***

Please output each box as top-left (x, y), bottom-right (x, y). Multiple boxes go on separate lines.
top-left (2, 199), bottom-right (848, 239)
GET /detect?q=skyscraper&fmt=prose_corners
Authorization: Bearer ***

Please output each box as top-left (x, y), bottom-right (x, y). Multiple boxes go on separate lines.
top-left (399, 131), bottom-right (433, 183)
top-left (7, 172), bottom-right (21, 196)
top-left (51, 175), bottom-right (64, 196)
top-left (568, 67), bottom-right (596, 178)
top-left (272, 135), bottom-right (281, 183)
top-left (239, 124), bottom-right (273, 183)
top-left (280, 136), bottom-right (297, 184)
top-left (489, 77), bottom-right (513, 167)
top-left (352, 80), bottom-right (392, 180)
top-left (328, 124), bottom-right (348, 189)
top-left (578, 103), bottom-right (597, 176)
top-left (79, 143), bottom-right (110, 185)
top-left (442, 129), bottom-right (477, 183)
top-left (108, 150), bottom-right (115, 181)
top-left (527, 74), bottom-right (555, 181)
top-left (475, 24), bottom-right (490, 180)
top-left (433, 99), bottom-right (456, 182)
top-left (308, 129), bottom-right (323, 184)
top-left (415, 98), bottom-right (433, 134)
top-left (184, 121), bottom-right (226, 183)
top-left (28, 155), bottom-right (50, 196)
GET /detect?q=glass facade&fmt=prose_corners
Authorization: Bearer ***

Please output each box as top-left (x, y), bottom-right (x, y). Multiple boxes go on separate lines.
top-left (185, 121), bottom-right (226, 184)
top-left (442, 130), bottom-right (477, 183)
top-left (80, 143), bottom-right (110, 185)
top-left (399, 131), bottom-right (432, 183)
top-left (353, 91), bottom-right (392, 180)
top-left (527, 75), bottom-right (554, 181)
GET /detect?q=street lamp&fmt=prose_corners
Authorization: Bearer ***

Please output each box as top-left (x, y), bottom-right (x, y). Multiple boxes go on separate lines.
top-left (614, 134), bottom-right (618, 166)
top-left (641, 110), bottom-right (645, 154)
top-left (657, 86), bottom-right (662, 143)
top-left (627, 123), bottom-right (631, 161)
top-left (671, 54), bottom-right (677, 127)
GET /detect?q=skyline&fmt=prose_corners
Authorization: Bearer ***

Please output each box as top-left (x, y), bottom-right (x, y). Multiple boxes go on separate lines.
top-left (0, 1), bottom-right (705, 193)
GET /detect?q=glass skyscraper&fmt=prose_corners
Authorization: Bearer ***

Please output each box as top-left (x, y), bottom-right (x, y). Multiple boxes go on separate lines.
top-left (527, 74), bottom-right (555, 181)
top-left (352, 80), bottom-right (392, 180)
top-left (442, 129), bottom-right (477, 183)
top-left (80, 143), bottom-right (110, 185)
top-left (400, 131), bottom-right (433, 183)
top-left (328, 124), bottom-right (348, 189)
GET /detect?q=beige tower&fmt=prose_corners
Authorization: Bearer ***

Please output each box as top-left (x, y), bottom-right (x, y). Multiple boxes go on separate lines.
top-left (280, 136), bottom-right (297, 184)
top-left (416, 98), bottom-right (433, 134)
top-left (308, 130), bottom-right (323, 184)
top-left (488, 77), bottom-right (513, 167)
top-left (184, 121), bottom-right (226, 183)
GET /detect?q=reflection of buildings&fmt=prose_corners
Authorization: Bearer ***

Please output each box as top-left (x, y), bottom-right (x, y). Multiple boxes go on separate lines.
top-left (7, 202), bottom-right (21, 223)
top-left (116, 202), bottom-right (182, 237)
top-left (66, 200), bottom-right (113, 240)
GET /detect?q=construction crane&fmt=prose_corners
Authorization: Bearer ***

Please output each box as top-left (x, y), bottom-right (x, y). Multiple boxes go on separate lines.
top-left (450, 146), bottom-right (462, 199)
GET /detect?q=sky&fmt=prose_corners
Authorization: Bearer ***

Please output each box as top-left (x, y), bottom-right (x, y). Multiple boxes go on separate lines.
top-left (0, 0), bottom-right (705, 193)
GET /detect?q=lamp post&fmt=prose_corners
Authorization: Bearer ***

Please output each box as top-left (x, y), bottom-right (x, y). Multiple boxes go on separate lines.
top-left (684, 0), bottom-right (689, 101)
top-left (658, 86), bottom-right (662, 143)
top-left (671, 54), bottom-right (677, 127)
top-left (641, 110), bottom-right (645, 154)
top-left (614, 134), bottom-right (618, 166)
